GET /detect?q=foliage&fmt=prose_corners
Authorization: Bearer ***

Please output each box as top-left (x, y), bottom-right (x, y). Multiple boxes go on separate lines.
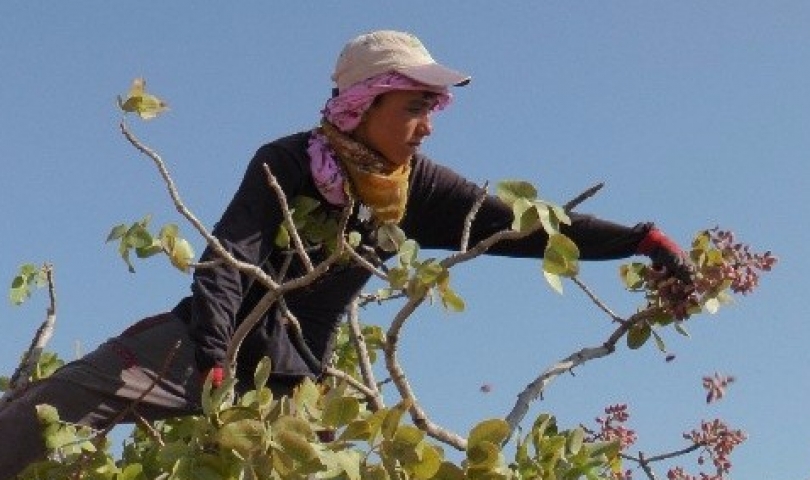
top-left (106, 215), bottom-right (195, 273)
top-left (9, 263), bottom-right (48, 306)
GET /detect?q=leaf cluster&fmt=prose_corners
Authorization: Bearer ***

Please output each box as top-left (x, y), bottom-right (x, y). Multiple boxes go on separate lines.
top-left (107, 215), bottom-right (195, 273)
top-left (496, 181), bottom-right (580, 294)
top-left (381, 239), bottom-right (465, 312)
top-left (9, 263), bottom-right (47, 306)
top-left (510, 414), bottom-right (621, 480)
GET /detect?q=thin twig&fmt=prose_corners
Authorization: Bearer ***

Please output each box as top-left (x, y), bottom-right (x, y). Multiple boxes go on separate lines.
top-left (278, 303), bottom-right (323, 373)
top-left (262, 163), bottom-right (314, 273)
top-left (571, 276), bottom-right (625, 324)
top-left (347, 299), bottom-right (384, 410)
top-left (324, 367), bottom-right (380, 401)
top-left (460, 182), bottom-right (489, 252)
top-left (344, 242), bottom-right (388, 280)
top-left (563, 182), bottom-right (604, 212)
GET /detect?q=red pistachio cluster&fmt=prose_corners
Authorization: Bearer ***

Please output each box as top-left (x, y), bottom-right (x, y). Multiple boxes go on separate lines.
top-left (706, 228), bottom-right (777, 295)
top-left (588, 404), bottom-right (638, 451)
top-left (667, 419), bottom-right (747, 479)
top-left (643, 227), bottom-right (777, 321)
top-left (702, 373), bottom-right (735, 404)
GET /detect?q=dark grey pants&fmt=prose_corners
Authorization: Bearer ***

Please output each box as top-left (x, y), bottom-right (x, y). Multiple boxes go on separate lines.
top-left (0, 312), bottom-right (203, 479)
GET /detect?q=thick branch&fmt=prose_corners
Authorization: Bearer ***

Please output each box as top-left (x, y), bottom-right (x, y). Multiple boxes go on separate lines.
top-left (385, 291), bottom-right (467, 450)
top-left (504, 307), bottom-right (661, 435)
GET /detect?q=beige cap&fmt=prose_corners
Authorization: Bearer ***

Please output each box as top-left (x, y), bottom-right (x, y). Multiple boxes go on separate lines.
top-left (332, 30), bottom-right (471, 92)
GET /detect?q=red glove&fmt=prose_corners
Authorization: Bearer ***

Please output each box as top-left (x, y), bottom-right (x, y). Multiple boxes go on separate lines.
top-left (637, 228), bottom-right (694, 284)
top-left (203, 366), bottom-right (225, 388)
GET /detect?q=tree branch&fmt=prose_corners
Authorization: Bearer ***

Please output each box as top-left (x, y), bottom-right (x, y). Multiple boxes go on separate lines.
top-left (262, 163), bottom-right (314, 273)
top-left (385, 287), bottom-right (467, 450)
top-left (346, 299), bottom-right (384, 410)
top-left (460, 182), bottom-right (489, 252)
top-left (504, 307), bottom-right (662, 435)
top-left (0, 264), bottom-right (57, 410)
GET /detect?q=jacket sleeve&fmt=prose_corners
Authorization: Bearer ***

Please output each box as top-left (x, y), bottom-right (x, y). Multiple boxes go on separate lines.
top-left (189, 142), bottom-right (308, 372)
top-left (401, 156), bottom-right (651, 260)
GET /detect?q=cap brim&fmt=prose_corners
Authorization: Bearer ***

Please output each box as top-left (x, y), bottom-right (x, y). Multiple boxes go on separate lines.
top-left (397, 63), bottom-right (471, 87)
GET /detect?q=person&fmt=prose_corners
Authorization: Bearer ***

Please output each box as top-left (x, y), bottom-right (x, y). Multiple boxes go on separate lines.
top-left (0, 30), bottom-right (692, 478)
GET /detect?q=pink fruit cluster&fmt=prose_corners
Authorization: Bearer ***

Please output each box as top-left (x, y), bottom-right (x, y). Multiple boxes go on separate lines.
top-left (667, 419), bottom-right (747, 480)
top-left (643, 227), bottom-right (776, 321)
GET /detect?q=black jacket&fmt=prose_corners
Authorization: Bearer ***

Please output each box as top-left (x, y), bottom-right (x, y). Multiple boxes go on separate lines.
top-left (173, 131), bottom-right (649, 385)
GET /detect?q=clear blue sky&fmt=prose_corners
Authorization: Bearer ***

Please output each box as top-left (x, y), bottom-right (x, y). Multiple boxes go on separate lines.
top-left (1, 3), bottom-right (806, 478)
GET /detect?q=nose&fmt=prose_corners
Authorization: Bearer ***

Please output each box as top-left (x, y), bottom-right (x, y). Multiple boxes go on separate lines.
top-left (416, 113), bottom-right (433, 137)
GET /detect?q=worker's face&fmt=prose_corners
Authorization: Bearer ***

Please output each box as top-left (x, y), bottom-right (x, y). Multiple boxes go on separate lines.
top-left (352, 90), bottom-right (436, 168)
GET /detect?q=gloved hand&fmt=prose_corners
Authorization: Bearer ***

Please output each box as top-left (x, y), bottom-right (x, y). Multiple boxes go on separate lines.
top-left (202, 366), bottom-right (225, 388)
top-left (636, 228), bottom-right (694, 284)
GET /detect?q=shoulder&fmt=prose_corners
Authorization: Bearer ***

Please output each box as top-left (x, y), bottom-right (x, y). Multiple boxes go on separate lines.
top-left (409, 152), bottom-right (471, 190)
top-left (255, 130), bottom-right (312, 161)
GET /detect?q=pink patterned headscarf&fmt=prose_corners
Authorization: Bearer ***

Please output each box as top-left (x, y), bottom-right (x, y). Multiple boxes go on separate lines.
top-left (308, 72), bottom-right (452, 205)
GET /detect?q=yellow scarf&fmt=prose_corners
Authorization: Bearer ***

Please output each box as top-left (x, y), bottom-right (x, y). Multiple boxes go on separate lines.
top-left (320, 120), bottom-right (411, 225)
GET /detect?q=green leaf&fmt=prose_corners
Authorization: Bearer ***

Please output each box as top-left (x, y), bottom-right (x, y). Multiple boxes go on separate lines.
top-left (218, 419), bottom-right (266, 456)
top-left (619, 263), bottom-right (646, 290)
top-left (272, 415), bottom-right (314, 440)
top-left (415, 260), bottom-right (444, 286)
top-left (168, 237), bottom-right (195, 273)
top-left (543, 270), bottom-right (564, 295)
top-left (334, 450), bottom-right (363, 480)
top-left (390, 425), bottom-right (426, 465)
top-left (566, 427), bottom-right (585, 454)
top-left (106, 224), bottom-right (128, 242)
top-left (674, 322), bottom-right (690, 337)
top-left (9, 275), bottom-right (29, 306)
top-left (511, 198), bottom-right (540, 232)
top-left (536, 203), bottom-right (559, 235)
top-left (627, 323), bottom-right (651, 349)
top-left (275, 224), bottom-right (291, 248)
top-left (468, 419), bottom-right (510, 449)
top-left (496, 180), bottom-right (537, 206)
top-left (466, 440), bottom-right (501, 469)
top-left (398, 239), bottom-right (419, 266)
top-left (125, 224), bottom-right (153, 249)
top-left (651, 328), bottom-right (667, 353)
top-left (118, 78), bottom-right (168, 120)
top-left (440, 287), bottom-right (466, 312)
top-left (323, 396), bottom-right (360, 429)
top-left (543, 233), bottom-right (580, 277)
top-left (44, 425), bottom-right (78, 450)
top-left (254, 356), bottom-right (272, 391)
top-left (377, 223), bottom-right (407, 252)
top-left (276, 430), bottom-right (319, 463)
top-left (410, 444), bottom-right (443, 479)
top-left (36, 404), bottom-right (61, 425)
top-left (387, 266), bottom-right (410, 290)
top-left (382, 399), bottom-right (412, 440)
top-left (432, 461), bottom-right (466, 480)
